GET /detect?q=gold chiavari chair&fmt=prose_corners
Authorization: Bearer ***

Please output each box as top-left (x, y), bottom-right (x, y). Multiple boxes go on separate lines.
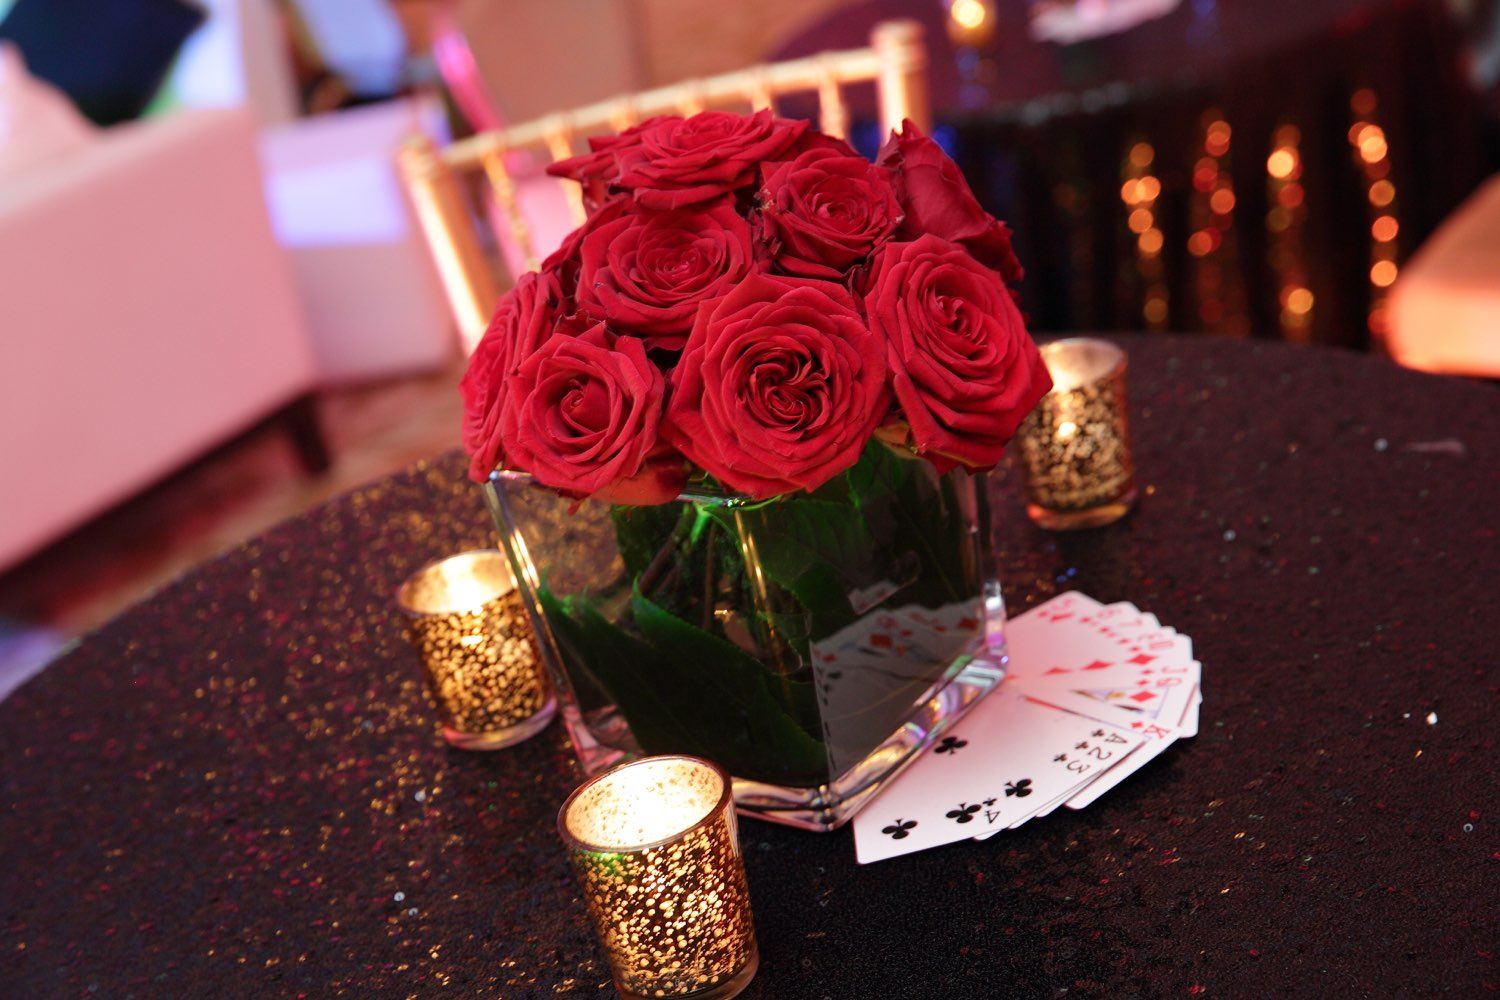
top-left (398, 19), bottom-right (931, 352)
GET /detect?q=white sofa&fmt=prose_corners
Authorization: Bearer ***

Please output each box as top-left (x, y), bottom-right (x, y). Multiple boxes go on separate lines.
top-left (0, 107), bottom-right (320, 570)
top-left (166, 1), bottom-right (459, 383)
top-left (259, 96), bottom-right (456, 383)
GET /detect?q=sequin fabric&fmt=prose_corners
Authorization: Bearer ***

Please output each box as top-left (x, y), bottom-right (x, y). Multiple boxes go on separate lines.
top-left (1, 337), bottom-right (1496, 997)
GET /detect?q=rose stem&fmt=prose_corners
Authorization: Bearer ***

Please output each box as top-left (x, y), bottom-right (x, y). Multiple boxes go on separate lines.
top-left (700, 521), bottom-right (717, 632)
top-left (636, 507), bottom-right (693, 595)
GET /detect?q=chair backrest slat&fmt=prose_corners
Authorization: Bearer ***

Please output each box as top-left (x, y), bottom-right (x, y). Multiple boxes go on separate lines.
top-left (479, 145), bottom-right (537, 273)
top-left (817, 54), bottom-right (849, 140)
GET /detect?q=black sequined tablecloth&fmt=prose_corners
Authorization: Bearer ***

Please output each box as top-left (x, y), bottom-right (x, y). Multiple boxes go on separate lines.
top-left (2, 336), bottom-right (1497, 998)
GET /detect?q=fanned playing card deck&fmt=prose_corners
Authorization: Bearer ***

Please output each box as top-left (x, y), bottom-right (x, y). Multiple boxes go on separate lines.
top-left (853, 592), bottom-right (1202, 863)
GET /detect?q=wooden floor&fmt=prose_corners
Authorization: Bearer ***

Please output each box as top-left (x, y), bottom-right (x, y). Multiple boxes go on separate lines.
top-left (0, 365), bottom-right (465, 648)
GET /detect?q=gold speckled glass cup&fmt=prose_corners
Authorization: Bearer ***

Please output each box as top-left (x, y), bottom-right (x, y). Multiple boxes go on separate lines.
top-left (559, 755), bottom-right (758, 1000)
top-left (1017, 338), bottom-right (1138, 530)
top-left (396, 550), bottom-right (555, 749)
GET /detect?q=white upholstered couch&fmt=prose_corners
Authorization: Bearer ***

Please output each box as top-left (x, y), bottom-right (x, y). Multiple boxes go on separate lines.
top-left (0, 107), bottom-right (320, 570)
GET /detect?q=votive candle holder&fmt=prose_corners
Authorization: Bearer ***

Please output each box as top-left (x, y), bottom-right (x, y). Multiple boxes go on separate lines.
top-left (396, 549), bottom-right (555, 749)
top-left (1017, 337), bottom-right (1138, 530)
top-left (559, 755), bottom-right (758, 1000)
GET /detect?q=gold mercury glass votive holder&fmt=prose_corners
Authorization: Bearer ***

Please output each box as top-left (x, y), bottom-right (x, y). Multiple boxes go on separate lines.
top-left (559, 755), bottom-right (759, 1000)
top-left (396, 549), bottom-right (555, 750)
top-left (1017, 337), bottom-right (1138, 530)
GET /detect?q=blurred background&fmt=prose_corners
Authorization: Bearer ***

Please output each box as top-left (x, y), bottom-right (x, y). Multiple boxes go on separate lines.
top-left (2, 0), bottom-right (1498, 692)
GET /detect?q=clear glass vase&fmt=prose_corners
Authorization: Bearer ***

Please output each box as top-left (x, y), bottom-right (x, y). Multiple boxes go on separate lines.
top-left (484, 443), bottom-right (1007, 831)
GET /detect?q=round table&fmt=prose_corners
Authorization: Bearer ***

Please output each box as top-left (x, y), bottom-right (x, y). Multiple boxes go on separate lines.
top-left (3, 336), bottom-right (1495, 997)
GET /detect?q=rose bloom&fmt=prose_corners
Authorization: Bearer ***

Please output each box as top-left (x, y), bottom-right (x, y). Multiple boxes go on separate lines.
top-left (549, 114), bottom-right (846, 210)
top-left (784, 131), bottom-right (860, 159)
top-left (875, 120), bottom-right (1024, 287)
top-left (611, 109), bottom-right (808, 209)
top-left (576, 198), bottom-right (754, 351)
top-left (460, 270), bottom-right (563, 483)
top-left (863, 234), bottom-right (1051, 472)
top-left (755, 148), bottom-right (902, 279)
top-left (665, 274), bottom-right (888, 499)
top-left (547, 121), bottom-right (656, 212)
top-left (497, 324), bottom-right (684, 504)
top-left (541, 197), bottom-right (627, 301)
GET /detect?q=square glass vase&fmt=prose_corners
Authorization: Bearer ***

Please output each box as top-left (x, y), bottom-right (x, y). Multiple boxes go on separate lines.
top-left (483, 444), bottom-right (1007, 832)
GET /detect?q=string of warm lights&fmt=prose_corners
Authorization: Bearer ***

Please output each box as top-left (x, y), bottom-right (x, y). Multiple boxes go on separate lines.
top-left (1265, 124), bottom-right (1313, 341)
top-left (1346, 87), bottom-right (1399, 345)
top-left (1121, 140), bottom-right (1168, 329)
top-left (1187, 111), bottom-right (1247, 335)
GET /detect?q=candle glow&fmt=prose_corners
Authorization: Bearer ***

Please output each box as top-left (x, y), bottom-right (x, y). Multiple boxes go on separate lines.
top-left (396, 550), bottom-right (555, 749)
top-left (559, 756), bottom-right (758, 1000)
top-left (1017, 338), bottom-right (1138, 530)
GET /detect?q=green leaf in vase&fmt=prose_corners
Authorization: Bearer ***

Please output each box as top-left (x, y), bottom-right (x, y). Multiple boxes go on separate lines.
top-left (704, 498), bottom-right (869, 643)
top-left (629, 586), bottom-right (829, 784)
top-left (848, 442), bottom-right (976, 607)
top-left (610, 503), bottom-right (689, 581)
top-left (535, 585), bottom-right (646, 717)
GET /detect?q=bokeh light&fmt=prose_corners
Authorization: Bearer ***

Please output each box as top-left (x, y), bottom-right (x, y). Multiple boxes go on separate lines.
top-left (951, 0), bottom-right (988, 30)
top-left (1267, 149), bottom-right (1297, 180)
top-left (1284, 287), bottom-right (1315, 315)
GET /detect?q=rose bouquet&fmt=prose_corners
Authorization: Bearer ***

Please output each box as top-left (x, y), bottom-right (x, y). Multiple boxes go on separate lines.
top-left (464, 111), bottom-right (1051, 825)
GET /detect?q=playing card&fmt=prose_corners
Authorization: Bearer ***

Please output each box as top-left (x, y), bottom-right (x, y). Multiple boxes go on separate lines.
top-left (971, 709), bottom-right (1144, 837)
top-left (1026, 674), bottom-right (1194, 737)
top-left (1006, 597), bottom-right (1198, 735)
top-left (1062, 684), bottom-right (1200, 808)
top-left (1007, 607), bottom-right (1187, 686)
top-left (1182, 690), bottom-right (1202, 738)
top-left (812, 601), bottom-right (990, 776)
top-left (852, 688), bottom-right (1145, 863)
top-left (848, 592), bottom-right (1203, 860)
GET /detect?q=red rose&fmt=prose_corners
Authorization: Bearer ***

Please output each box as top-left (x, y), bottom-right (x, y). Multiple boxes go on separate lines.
top-left (541, 196), bottom-right (628, 301)
top-left (460, 271), bottom-right (564, 483)
top-left (547, 121), bottom-right (656, 212)
top-left (550, 115), bottom-right (837, 211)
top-left (614, 110), bottom-right (808, 209)
top-left (754, 148), bottom-right (902, 279)
top-left (500, 324), bottom-right (683, 504)
top-left (545, 146), bottom-right (615, 215)
top-left (665, 274), bottom-right (888, 499)
top-left (863, 234), bottom-right (1050, 471)
top-left (875, 120), bottom-right (1023, 287)
top-left (784, 130), bottom-right (859, 159)
top-left (576, 198), bottom-right (754, 351)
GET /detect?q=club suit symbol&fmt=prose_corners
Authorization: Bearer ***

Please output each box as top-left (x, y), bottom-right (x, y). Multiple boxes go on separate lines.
top-left (934, 736), bottom-right (967, 755)
top-left (946, 802), bottom-right (982, 823)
